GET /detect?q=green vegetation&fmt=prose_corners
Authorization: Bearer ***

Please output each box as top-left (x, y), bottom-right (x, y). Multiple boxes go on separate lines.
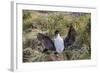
top-left (22, 10), bottom-right (91, 62)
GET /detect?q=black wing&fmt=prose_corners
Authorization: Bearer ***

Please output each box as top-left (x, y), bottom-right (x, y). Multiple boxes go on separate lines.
top-left (64, 25), bottom-right (77, 48)
top-left (37, 33), bottom-right (56, 51)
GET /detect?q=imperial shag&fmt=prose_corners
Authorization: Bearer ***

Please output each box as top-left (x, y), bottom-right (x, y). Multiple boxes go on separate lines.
top-left (37, 25), bottom-right (76, 53)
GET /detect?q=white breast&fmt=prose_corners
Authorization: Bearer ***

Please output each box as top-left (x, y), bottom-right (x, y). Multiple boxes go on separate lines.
top-left (54, 34), bottom-right (64, 53)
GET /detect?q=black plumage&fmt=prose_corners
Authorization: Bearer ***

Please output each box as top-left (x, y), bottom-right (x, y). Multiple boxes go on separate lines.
top-left (64, 25), bottom-right (77, 48)
top-left (37, 33), bottom-right (56, 51)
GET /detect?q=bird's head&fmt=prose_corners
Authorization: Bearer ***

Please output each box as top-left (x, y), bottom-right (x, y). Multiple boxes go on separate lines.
top-left (55, 30), bottom-right (60, 36)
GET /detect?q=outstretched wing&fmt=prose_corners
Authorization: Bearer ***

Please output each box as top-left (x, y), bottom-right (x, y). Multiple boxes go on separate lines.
top-left (64, 25), bottom-right (77, 48)
top-left (37, 33), bottom-right (56, 51)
